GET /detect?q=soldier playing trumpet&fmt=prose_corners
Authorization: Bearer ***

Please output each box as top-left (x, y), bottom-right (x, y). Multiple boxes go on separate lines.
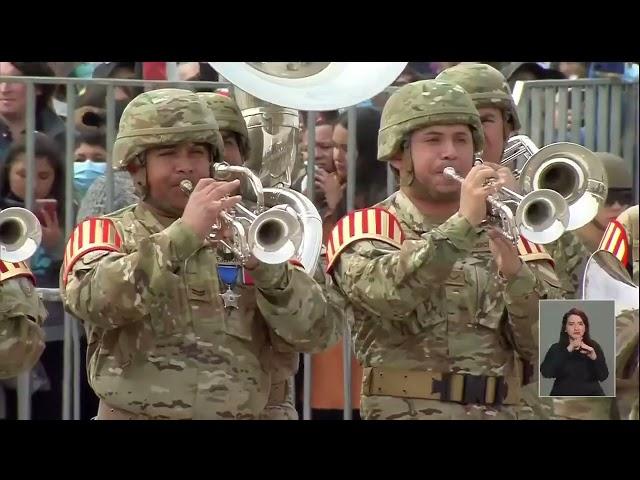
top-left (60, 88), bottom-right (342, 420)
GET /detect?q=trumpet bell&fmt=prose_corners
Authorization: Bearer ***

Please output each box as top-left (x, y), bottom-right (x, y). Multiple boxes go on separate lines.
top-left (209, 62), bottom-right (408, 111)
top-left (582, 250), bottom-right (639, 315)
top-left (515, 189), bottom-right (570, 244)
top-left (248, 204), bottom-right (302, 265)
top-left (0, 207), bottom-right (42, 262)
top-left (519, 142), bottom-right (607, 231)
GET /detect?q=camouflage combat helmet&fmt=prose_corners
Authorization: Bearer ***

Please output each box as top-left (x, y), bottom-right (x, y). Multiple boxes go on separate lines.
top-left (113, 88), bottom-right (224, 170)
top-left (198, 92), bottom-right (251, 157)
top-left (378, 79), bottom-right (484, 162)
top-left (436, 63), bottom-right (522, 131)
top-left (595, 152), bottom-right (632, 189)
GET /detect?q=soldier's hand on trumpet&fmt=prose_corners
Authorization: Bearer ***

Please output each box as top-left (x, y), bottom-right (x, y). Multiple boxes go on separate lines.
top-left (458, 163), bottom-right (504, 227)
top-left (181, 178), bottom-right (242, 240)
top-left (487, 227), bottom-right (523, 279)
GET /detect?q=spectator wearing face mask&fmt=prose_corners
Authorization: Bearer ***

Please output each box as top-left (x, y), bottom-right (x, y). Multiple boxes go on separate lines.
top-left (73, 130), bottom-right (107, 205)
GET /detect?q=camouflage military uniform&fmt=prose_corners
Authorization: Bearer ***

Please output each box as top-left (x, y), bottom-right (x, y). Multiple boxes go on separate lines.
top-left (437, 63), bottom-right (570, 419)
top-left (60, 89), bottom-right (341, 420)
top-left (549, 155), bottom-right (633, 420)
top-left (200, 92), bottom-right (300, 420)
top-left (0, 260), bottom-right (47, 379)
top-left (612, 205), bottom-right (638, 420)
top-left (327, 80), bottom-right (563, 420)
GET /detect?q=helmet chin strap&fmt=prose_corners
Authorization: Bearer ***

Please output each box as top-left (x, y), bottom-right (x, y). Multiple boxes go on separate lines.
top-left (590, 217), bottom-right (607, 231)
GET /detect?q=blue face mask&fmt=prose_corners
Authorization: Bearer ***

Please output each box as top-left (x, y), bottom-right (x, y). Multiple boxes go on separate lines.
top-left (74, 160), bottom-right (106, 196)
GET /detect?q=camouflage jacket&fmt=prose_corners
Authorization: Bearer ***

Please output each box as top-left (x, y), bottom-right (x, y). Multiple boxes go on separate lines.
top-left (553, 205), bottom-right (639, 420)
top-left (328, 190), bottom-right (563, 378)
top-left (60, 203), bottom-right (342, 419)
top-left (613, 205), bottom-right (638, 420)
top-left (0, 261), bottom-right (47, 379)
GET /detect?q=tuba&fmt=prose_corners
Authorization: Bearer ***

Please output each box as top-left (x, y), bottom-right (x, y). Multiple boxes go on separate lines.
top-left (582, 249), bottom-right (638, 315)
top-left (502, 135), bottom-right (607, 231)
top-left (0, 207), bottom-right (42, 262)
top-left (207, 62), bottom-right (408, 272)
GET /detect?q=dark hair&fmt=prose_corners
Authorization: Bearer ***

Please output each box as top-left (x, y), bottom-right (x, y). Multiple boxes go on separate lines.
top-left (8, 62), bottom-right (56, 113)
top-left (559, 308), bottom-right (595, 348)
top-left (1, 132), bottom-right (65, 218)
top-left (75, 129), bottom-right (106, 150)
top-left (335, 107), bottom-right (387, 215)
top-left (300, 110), bottom-right (339, 130)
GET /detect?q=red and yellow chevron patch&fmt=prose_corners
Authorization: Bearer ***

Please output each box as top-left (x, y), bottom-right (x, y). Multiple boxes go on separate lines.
top-left (325, 208), bottom-right (404, 273)
top-left (62, 218), bottom-right (122, 285)
top-left (0, 260), bottom-right (35, 284)
top-left (516, 236), bottom-right (554, 267)
top-left (598, 219), bottom-right (629, 266)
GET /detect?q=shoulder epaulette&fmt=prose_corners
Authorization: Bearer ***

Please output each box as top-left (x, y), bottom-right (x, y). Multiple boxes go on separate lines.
top-left (597, 219), bottom-right (629, 266)
top-left (62, 217), bottom-right (122, 285)
top-left (0, 260), bottom-right (35, 284)
top-left (325, 207), bottom-right (404, 273)
top-left (517, 236), bottom-right (555, 267)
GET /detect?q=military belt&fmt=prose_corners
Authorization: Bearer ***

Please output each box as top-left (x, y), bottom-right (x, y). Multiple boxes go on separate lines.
top-left (362, 367), bottom-right (521, 406)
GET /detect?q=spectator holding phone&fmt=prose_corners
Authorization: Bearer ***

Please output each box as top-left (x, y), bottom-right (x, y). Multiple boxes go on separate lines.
top-left (0, 132), bottom-right (65, 285)
top-left (0, 132), bottom-right (69, 419)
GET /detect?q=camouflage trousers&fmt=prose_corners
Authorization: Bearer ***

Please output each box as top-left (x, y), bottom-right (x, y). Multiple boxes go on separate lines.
top-left (516, 383), bottom-right (564, 420)
top-left (551, 397), bottom-right (614, 420)
top-left (360, 395), bottom-right (520, 420)
top-left (259, 379), bottom-right (298, 420)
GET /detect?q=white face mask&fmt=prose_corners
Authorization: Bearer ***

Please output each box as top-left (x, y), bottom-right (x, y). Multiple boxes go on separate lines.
top-left (53, 98), bottom-right (67, 117)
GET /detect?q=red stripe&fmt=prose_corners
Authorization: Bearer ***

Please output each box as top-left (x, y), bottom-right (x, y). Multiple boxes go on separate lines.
top-left (13, 262), bottom-right (20, 268)
top-left (114, 228), bottom-right (122, 248)
top-left (328, 236), bottom-right (335, 256)
top-left (603, 226), bottom-right (617, 251)
top-left (102, 220), bottom-right (110, 243)
top-left (349, 212), bottom-right (355, 238)
top-left (337, 218), bottom-right (344, 245)
top-left (520, 237), bottom-right (533, 254)
top-left (77, 221), bottom-right (84, 250)
top-left (0, 262), bottom-right (8, 273)
top-left (388, 213), bottom-right (395, 239)
top-left (361, 209), bottom-right (368, 234)
top-left (612, 234), bottom-right (624, 257)
top-left (375, 209), bottom-right (382, 235)
top-left (89, 218), bottom-right (96, 244)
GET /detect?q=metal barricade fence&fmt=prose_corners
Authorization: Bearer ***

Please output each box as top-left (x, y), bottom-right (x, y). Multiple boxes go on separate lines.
top-left (3, 72), bottom-right (638, 420)
top-left (1, 72), bottom-right (396, 421)
top-left (514, 77), bottom-right (639, 204)
top-left (1, 75), bottom-right (232, 420)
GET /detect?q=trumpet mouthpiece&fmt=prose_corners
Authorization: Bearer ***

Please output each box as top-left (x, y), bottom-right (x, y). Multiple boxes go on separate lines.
top-left (179, 179), bottom-right (194, 195)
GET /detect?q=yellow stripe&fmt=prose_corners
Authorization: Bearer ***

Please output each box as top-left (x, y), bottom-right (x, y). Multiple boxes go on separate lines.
top-left (367, 209), bottom-right (376, 234)
top-left (353, 210), bottom-right (363, 237)
top-left (608, 228), bottom-right (621, 254)
top-left (380, 210), bottom-right (389, 237)
top-left (599, 223), bottom-right (615, 251)
top-left (615, 242), bottom-right (626, 262)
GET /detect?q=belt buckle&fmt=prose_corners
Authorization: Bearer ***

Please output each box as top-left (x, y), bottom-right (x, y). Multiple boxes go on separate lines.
top-left (462, 374), bottom-right (488, 405)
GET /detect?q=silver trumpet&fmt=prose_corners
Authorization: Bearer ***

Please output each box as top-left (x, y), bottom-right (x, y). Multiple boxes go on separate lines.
top-left (501, 135), bottom-right (607, 231)
top-left (443, 166), bottom-right (570, 245)
top-left (180, 162), bottom-right (322, 274)
top-left (0, 207), bottom-right (42, 262)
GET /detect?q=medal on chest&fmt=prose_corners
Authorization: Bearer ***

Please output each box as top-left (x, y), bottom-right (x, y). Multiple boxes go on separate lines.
top-left (217, 264), bottom-right (241, 310)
